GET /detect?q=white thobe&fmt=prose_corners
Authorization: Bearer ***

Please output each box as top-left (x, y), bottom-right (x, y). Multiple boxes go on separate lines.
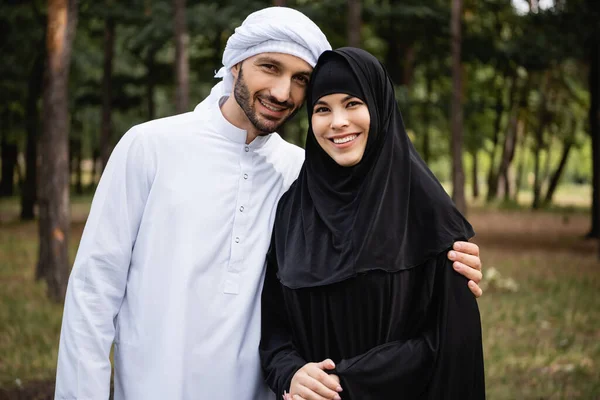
top-left (54, 96), bottom-right (304, 400)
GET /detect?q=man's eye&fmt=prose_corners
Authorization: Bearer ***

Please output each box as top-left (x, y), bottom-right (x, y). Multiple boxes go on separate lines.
top-left (262, 64), bottom-right (276, 71)
top-left (295, 76), bottom-right (308, 85)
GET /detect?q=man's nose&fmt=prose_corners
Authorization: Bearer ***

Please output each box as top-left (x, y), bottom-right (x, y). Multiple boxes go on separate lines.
top-left (270, 78), bottom-right (292, 103)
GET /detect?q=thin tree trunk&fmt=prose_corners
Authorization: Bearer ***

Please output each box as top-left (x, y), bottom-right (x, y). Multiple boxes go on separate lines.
top-left (100, 10), bottom-right (115, 172)
top-left (146, 48), bottom-right (157, 120)
top-left (514, 122), bottom-right (528, 203)
top-left (587, 21), bottom-right (600, 238)
top-left (38, 0), bottom-right (78, 302)
top-left (422, 68), bottom-right (433, 164)
top-left (485, 86), bottom-right (504, 202)
top-left (21, 38), bottom-right (45, 220)
top-left (0, 127), bottom-right (18, 198)
top-left (273, 0), bottom-right (286, 5)
top-left (472, 149), bottom-right (479, 199)
top-left (174, 0), bottom-right (189, 113)
top-left (451, 0), bottom-right (466, 213)
top-left (347, 0), bottom-right (361, 47)
top-left (498, 107), bottom-right (519, 200)
top-left (73, 138), bottom-right (83, 195)
top-left (544, 140), bottom-right (573, 205)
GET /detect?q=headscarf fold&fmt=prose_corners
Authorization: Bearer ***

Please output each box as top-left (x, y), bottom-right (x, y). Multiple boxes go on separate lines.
top-left (273, 48), bottom-right (475, 289)
top-left (196, 7), bottom-right (330, 113)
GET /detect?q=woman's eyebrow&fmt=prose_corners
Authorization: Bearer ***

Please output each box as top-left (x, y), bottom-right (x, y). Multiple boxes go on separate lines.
top-left (313, 100), bottom-right (329, 106)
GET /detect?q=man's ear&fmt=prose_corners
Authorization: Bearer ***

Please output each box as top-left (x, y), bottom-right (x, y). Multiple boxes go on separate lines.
top-left (231, 62), bottom-right (241, 79)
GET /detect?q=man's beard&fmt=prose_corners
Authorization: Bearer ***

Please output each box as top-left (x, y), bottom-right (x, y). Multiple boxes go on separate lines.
top-left (233, 66), bottom-right (300, 135)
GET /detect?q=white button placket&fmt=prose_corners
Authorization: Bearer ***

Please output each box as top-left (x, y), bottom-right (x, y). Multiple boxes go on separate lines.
top-left (224, 144), bottom-right (254, 295)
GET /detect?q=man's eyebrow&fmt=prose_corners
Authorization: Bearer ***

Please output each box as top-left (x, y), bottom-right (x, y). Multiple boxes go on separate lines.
top-left (254, 56), bottom-right (283, 67)
top-left (254, 56), bottom-right (312, 77)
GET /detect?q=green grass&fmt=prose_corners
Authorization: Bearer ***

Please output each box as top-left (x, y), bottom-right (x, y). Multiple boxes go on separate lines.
top-left (0, 196), bottom-right (599, 399)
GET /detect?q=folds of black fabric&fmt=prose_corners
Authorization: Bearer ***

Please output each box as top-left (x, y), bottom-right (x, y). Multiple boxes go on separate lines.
top-left (259, 251), bottom-right (485, 399)
top-left (259, 47), bottom-right (485, 399)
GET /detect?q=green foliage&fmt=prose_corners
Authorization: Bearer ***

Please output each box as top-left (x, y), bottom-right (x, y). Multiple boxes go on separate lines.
top-left (0, 0), bottom-right (594, 198)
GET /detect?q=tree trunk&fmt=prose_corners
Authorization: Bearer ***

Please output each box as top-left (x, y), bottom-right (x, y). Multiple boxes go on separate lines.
top-left (532, 73), bottom-right (550, 210)
top-left (0, 128), bottom-right (18, 198)
top-left (21, 38), bottom-right (45, 220)
top-left (497, 107), bottom-right (519, 200)
top-left (588, 24), bottom-right (600, 238)
top-left (73, 138), bottom-right (83, 195)
top-left (451, 0), bottom-right (466, 213)
top-left (347, 0), bottom-right (361, 47)
top-left (273, 0), bottom-right (286, 5)
top-left (472, 149), bottom-right (479, 199)
top-left (100, 11), bottom-right (114, 172)
top-left (174, 0), bottom-right (189, 114)
top-left (422, 68), bottom-right (433, 164)
top-left (38, 0), bottom-right (78, 302)
top-left (485, 86), bottom-right (504, 202)
top-left (514, 122), bottom-right (528, 203)
top-left (544, 140), bottom-right (573, 205)
top-left (146, 48), bottom-right (157, 120)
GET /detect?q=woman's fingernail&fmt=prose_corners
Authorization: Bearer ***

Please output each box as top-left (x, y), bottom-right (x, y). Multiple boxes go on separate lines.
top-left (334, 395), bottom-right (342, 400)
top-left (337, 386), bottom-right (343, 392)
top-left (449, 251), bottom-right (456, 259)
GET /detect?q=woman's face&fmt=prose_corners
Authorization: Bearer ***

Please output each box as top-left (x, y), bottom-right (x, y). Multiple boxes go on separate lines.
top-left (311, 93), bottom-right (370, 167)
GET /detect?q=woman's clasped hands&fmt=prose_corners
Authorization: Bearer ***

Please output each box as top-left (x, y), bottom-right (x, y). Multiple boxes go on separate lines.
top-left (285, 359), bottom-right (343, 400)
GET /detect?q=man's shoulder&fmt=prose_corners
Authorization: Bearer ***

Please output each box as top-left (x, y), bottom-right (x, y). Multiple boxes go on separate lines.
top-left (267, 133), bottom-right (305, 159)
top-left (132, 112), bottom-right (199, 137)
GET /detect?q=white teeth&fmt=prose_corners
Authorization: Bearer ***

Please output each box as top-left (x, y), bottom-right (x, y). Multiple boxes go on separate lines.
top-left (259, 99), bottom-right (285, 112)
top-left (333, 135), bottom-right (357, 144)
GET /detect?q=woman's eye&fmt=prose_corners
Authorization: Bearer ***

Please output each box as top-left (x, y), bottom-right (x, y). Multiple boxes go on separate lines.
top-left (314, 107), bottom-right (329, 113)
top-left (347, 101), bottom-right (363, 108)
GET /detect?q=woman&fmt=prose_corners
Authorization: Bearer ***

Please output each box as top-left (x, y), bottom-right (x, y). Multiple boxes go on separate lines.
top-left (260, 48), bottom-right (485, 400)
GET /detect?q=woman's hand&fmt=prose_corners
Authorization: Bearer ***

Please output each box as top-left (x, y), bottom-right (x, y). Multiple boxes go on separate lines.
top-left (288, 359), bottom-right (343, 400)
top-left (448, 241), bottom-right (483, 298)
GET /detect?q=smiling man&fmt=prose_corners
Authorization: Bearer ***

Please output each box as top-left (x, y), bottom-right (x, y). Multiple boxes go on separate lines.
top-left (54, 7), bottom-right (483, 400)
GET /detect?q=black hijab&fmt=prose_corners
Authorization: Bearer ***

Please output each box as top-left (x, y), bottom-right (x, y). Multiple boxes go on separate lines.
top-left (273, 47), bottom-right (474, 289)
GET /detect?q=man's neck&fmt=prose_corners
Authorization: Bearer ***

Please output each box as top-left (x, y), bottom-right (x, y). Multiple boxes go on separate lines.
top-left (220, 96), bottom-right (260, 144)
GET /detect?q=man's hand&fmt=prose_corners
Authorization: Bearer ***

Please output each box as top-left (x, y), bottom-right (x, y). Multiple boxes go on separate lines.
top-left (289, 359), bottom-right (342, 400)
top-left (448, 241), bottom-right (483, 298)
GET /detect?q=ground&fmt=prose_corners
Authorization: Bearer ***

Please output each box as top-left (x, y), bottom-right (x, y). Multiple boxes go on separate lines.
top-left (0, 193), bottom-right (599, 399)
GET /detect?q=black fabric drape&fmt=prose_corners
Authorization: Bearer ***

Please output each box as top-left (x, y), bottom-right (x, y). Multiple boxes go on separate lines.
top-left (274, 48), bottom-right (474, 289)
top-left (260, 252), bottom-right (485, 399)
top-left (260, 48), bottom-right (484, 399)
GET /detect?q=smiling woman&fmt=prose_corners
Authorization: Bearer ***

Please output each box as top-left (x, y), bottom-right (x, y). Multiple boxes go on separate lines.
top-left (259, 48), bottom-right (485, 400)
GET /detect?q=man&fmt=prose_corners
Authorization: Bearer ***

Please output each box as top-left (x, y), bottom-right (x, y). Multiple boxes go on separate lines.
top-left (55, 7), bottom-right (483, 400)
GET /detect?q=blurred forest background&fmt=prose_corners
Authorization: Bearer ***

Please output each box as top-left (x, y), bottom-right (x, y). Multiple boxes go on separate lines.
top-left (1, 0), bottom-right (599, 398)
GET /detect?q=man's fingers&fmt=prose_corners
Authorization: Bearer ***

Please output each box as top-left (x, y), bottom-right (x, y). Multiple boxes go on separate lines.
top-left (449, 251), bottom-right (481, 272)
top-left (468, 280), bottom-right (483, 298)
top-left (453, 261), bottom-right (483, 283)
top-left (453, 241), bottom-right (480, 257)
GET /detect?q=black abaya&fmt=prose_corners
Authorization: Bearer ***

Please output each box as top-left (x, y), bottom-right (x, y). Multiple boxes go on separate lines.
top-left (259, 48), bottom-right (485, 399)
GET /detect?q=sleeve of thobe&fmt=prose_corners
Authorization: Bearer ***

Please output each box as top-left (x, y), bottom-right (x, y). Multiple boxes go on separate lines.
top-left (55, 128), bottom-right (155, 400)
top-left (259, 242), bottom-right (307, 397)
top-left (334, 255), bottom-right (485, 399)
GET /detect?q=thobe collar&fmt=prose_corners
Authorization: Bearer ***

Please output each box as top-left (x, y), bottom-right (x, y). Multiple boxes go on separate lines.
top-left (212, 96), bottom-right (272, 149)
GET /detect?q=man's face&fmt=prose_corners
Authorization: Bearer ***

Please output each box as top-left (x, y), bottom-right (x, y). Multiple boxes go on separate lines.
top-left (232, 53), bottom-right (313, 135)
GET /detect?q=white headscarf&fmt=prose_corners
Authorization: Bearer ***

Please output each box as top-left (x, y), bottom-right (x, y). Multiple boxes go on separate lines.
top-left (195, 7), bottom-right (331, 112)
